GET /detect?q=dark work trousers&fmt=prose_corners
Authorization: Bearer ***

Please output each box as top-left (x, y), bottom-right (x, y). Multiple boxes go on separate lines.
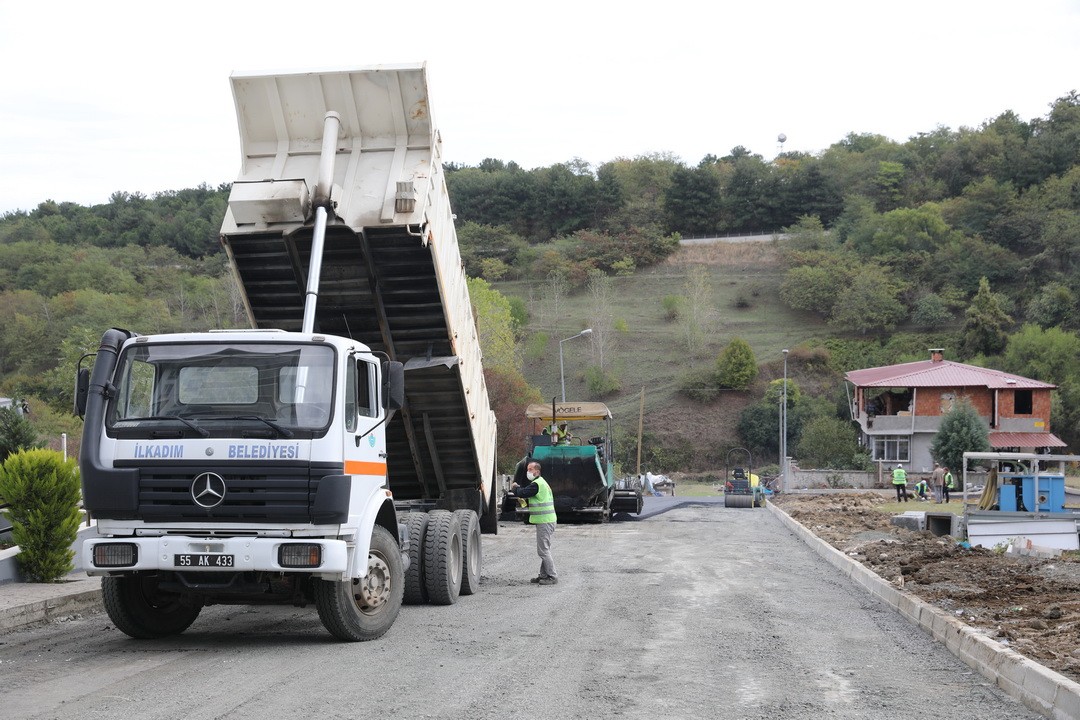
top-left (893, 483), bottom-right (908, 502)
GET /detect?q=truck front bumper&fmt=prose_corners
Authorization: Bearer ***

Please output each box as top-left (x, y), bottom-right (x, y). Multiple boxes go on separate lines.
top-left (83, 535), bottom-right (350, 579)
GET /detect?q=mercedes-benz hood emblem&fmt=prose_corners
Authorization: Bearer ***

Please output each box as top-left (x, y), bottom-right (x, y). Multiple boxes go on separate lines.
top-left (191, 472), bottom-right (227, 509)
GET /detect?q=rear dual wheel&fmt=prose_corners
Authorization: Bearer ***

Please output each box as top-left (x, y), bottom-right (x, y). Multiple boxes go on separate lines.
top-left (403, 509), bottom-right (483, 605)
top-left (403, 512), bottom-right (430, 605)
top-left (453, 509), bottom-right (482, 596)
top-left (424, 509), bottom-right (462, 605)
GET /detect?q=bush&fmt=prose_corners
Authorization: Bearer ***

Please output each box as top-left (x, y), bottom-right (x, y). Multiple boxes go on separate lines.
top-left (0, 449), bottom-right (81, 582)
top-left (716, 337), bottom-right (758, 389)
top-left (661, 295), bottom-right (683, 321)
top-left (676, 368), bottom-right (720, 402)
top-left (0, 406), bottom-right (42, 462)
top-left (585, 366), bottom-right (621, 397)
top-left (524, 331), bottom-right (549, 361)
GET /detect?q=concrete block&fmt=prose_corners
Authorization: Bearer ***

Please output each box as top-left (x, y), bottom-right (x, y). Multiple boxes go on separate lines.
top-left (896, 592), bottom-right (923, 624)
top-left (951, 513), bottom-right (966, 538)
top-left (890, 512), bottom-right (925, 531)
top-left (924, 512), bottom-right (957, 537)
top-left (1018, 658), bottom-right (1065, 717)
top-left (1054, 681), bottom-right (1080, 720)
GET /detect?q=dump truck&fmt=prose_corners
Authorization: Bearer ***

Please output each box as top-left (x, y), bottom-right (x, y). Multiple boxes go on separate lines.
top-left (504, 401), bottom-right (642, 522)
top-left (74, 63), bottom-right (497, 642)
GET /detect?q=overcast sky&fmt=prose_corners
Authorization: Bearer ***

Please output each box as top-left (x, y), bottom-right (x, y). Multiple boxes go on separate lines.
top-left (2, 1), bottom-right (1078, 214)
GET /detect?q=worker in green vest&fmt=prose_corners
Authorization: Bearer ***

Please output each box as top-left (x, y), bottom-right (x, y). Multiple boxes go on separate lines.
top-left (509, 460), bottom-right (559, 585)
top-left (892, 463), bottom-right (909, 502)
top-left (943, 468), bottom-right (955, 503)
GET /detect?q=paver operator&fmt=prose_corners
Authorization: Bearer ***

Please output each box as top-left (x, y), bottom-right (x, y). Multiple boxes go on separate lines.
top-left (508, 460), bottom-right (559, 585)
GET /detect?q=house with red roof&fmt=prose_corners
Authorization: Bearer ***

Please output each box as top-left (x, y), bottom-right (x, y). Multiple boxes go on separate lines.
top-left (844, 349), bottom-right (1066, 473)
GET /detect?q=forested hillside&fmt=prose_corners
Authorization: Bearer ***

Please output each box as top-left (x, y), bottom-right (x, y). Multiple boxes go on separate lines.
top-left (1, 91), bottom-right (1079, 472)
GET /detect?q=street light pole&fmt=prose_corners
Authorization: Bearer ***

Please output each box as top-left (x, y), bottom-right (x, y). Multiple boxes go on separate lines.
top-left (782, 348), bottom-right (789, 492)
top-left (559, 328), bottom-right (593, 402)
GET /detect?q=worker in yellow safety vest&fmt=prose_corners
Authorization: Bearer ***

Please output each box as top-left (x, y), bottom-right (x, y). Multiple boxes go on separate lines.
top-left (892, 464), bottom-right (909, 503)
top-left (549, 422), bottom-right (571, 445)
top-left (508, 460), bottom-right (559, 585)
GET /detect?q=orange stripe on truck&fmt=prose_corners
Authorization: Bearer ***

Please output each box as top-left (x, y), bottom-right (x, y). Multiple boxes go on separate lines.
top-left (345, 460), bottom-right (388, 476)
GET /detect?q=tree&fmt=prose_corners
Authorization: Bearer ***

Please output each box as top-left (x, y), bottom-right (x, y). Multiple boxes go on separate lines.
top-left (586, 271), bottom-right (615, 371)
top-left (784, 215), bottom-right (833, 252)
top-left (716, 337), bottom-right (758, 389)
top-left (828, 266), bottom-right (906, 335)
top-left (796, 416), bottom-right (868, 469)
top-left (0, 406), bottom-right (42, 461)
top-left (457, 221), bottom-right (530, 281)
top-left (962, 277), bottom-right (1013, 356)
top-left (1025, 282), bottom-right (1077, 329)
top-left (911, 293), bottom-right (952, 329)
top-left (1000, 324), bottom-right (1080, 385)
top-left (930, 399), bottom-right (990, 475)
top-left (779, 264), bottom-right (846, 319)
top-left (738, 379), bottom-right (815, 460)
top-left (680, 265), bottom-right (713, 361)
top-left (663, 165), bottom-right (723, 235)
top-left (483, 368), bottom-right (542, 473)
top-left (872, 160), bottom-right (906, 211)
top-left (540, 270), bottom-right (569, 334)
top-left (466, 278), bottom-right (519, 374)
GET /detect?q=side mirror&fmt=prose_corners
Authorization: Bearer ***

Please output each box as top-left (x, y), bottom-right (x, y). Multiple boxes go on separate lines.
top-left (74, 366), bottom-right (91, 417)
top-left (384, 361), bottom-right (404, 410)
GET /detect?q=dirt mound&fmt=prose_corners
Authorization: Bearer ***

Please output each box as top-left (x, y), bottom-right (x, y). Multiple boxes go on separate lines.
top-left (773, 493), bottom-right (1080, 680)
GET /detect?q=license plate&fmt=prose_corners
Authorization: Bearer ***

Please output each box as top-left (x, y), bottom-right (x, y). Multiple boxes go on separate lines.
top-left (175, 553), bottom-right (235, 568)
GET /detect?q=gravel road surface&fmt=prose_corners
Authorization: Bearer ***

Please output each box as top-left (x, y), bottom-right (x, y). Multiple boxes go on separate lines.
top-left (0, 499), bottom-right (1042, 719)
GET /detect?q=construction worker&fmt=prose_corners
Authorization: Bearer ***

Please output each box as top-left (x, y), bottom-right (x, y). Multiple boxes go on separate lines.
top-left (931, 462), bottom-right (946, 503)
top-left (508, 460), bottom-right (558, 585)
top-left (913, 477), bottom-right (930, 501)
top-left (892, 463), bottom-right (909, 502)
top-left (552, 422), bottom-right (571, 445)
top-left (943, 468), bottom-right (955, 503)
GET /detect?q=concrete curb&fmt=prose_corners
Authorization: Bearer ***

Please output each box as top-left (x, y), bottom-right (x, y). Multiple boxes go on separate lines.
top-left (0, 582), bottom-right (102, 633)
top-left (768, 501), bottom-right (1080, 720)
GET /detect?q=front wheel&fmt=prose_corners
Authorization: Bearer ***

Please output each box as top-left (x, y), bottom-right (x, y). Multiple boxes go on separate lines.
top-left (101, 575), bottom-right (202, 639)
top-left (314, 525), bottom-right (404, 642)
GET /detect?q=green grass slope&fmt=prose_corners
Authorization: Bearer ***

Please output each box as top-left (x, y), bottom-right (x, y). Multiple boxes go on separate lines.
top-left (496, 240), bottom-right (837, 472)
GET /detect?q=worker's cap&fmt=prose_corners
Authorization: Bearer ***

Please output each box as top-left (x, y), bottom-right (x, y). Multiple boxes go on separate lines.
top-left (896, 463), bottom-right (902, 468)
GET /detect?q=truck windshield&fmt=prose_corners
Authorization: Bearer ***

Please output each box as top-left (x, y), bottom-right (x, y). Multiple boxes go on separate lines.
top-left (108, 341), bottom-right (336, 436)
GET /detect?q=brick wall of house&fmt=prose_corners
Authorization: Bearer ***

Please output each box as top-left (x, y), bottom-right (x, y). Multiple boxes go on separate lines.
top-left (914, 387), bottom-right (992, 417)
top-left (910, 387), bottom-right (1053, 428)
top-left (997, 388), bottom-right (1053, 422)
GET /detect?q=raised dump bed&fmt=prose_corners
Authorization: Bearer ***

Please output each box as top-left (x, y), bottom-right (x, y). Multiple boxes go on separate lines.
top-left (221, 65), bottom-right (497, 521)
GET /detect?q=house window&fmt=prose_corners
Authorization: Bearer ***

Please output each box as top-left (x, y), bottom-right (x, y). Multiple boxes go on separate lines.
top-left (871, 435), bottom-right (910, 462)
top-left (1014, 390), bottom-right (1033, 415)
